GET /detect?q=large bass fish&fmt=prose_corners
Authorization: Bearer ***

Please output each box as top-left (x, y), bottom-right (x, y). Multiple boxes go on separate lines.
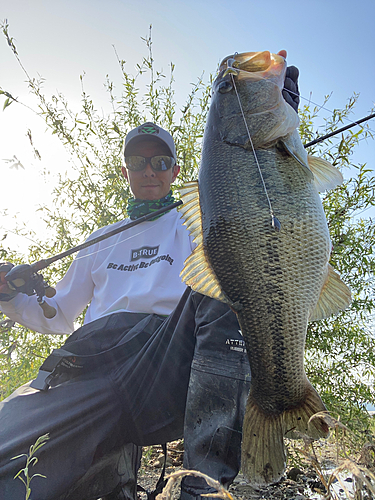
top-left (178, 51), bottom-right (351, 486)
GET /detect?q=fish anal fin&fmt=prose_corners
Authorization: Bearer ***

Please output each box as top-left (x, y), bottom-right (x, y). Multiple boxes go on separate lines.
top-left (310, 264), bottom-right (352, 321)
top-left (284, 382), bottom-right (330, 440)
top-left (178, 181), bottom-right (230, 305)
top-left (241, 396), bottom-right (286, 486)
top-left (307, 155), bottom-right (343, 192)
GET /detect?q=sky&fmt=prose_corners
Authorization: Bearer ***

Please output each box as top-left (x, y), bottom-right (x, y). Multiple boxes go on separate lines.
top-left (0, 0), bottom-right (374, 253)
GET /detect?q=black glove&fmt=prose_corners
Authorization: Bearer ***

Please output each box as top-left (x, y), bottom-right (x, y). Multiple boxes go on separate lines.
top-left (283, 65), bottom-right (299, 113)
top-left (0, 262), bottom-right (18, 302)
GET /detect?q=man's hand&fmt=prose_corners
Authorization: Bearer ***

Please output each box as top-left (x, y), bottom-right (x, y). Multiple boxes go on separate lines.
top-left (0, 263), bottom-right (18, 301)
top-left (283, 65), bottom-right (299, 113)
top-left (277, 50), bottom-right (300, 113)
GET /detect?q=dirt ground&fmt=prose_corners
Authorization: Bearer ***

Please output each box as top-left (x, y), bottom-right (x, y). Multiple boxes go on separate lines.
top-left (137, 439), bottom-right (375, 500)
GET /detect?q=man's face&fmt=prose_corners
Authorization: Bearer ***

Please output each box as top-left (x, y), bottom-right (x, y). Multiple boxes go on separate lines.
top-left (122, 139), bottom-right (180, 200)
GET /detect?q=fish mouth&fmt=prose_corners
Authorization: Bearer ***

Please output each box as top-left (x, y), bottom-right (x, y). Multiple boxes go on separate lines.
top-left (212, 50), bottom-right (298, 151)
top-left (221, 51), bottom-right (286, 80)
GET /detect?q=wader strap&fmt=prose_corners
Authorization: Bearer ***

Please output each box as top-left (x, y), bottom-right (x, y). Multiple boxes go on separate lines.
top-left (30, 329), bottom-right (152, 391)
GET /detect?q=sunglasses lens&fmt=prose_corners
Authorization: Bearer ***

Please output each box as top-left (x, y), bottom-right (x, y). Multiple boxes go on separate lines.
top-left (125, 156), bottom-right (175, 171)
top-left (125, 156), bottom-right (146, 171)
top-left (150, 156), bottom-right (174, 171)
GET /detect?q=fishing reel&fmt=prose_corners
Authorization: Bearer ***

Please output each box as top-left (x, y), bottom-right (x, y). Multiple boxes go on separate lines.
top-left (3, 264), bottom-right (57, 318)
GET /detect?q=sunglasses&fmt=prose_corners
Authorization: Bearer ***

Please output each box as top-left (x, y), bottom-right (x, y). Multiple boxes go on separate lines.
top-left (125, 155), bottom-right (176, 172)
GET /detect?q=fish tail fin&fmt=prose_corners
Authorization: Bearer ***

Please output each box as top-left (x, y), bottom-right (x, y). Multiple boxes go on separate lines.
top-left (241, 396), bottom-right (286, 486)
top-left (241, 384), bottom-right (329, 486)
top-left (284, 381), bottom-right (330, 440)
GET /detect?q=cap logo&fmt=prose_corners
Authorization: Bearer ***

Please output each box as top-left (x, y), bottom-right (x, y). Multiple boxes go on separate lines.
top-left (138, 124), bottom-right (159, 135)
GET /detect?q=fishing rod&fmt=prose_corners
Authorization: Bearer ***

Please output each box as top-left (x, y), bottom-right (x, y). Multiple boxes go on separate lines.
top-left (3, 201), bottom-right (182, 318)
top-left (4, 108), bottom-right (374, 317)
top-left (304, 112), bottom-right (375, 148)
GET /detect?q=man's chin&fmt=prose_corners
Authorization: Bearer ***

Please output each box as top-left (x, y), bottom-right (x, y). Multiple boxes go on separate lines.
top-left (139, 187), bottom-right (166, 200)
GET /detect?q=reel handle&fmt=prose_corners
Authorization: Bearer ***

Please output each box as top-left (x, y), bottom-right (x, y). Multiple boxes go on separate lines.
top-left (39, 285), bottom-right (57, 318)
top-left (45, 286), bottom-right (56, 298)
top-left (38, 299), bottom-right (57, 319)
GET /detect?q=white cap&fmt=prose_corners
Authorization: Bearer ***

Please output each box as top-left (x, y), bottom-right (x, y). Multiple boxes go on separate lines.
top-left (124, 122), bottom-right (177, 162)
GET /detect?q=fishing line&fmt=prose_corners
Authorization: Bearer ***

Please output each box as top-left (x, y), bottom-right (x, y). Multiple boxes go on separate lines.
top-left (230, 73), bottom-right (281, 232)
top-left (0, 222), bottom-right (153, 264)
top-left (73, 224), bottom-right (152, 261)
top-left (283, 88), bottom-right (375, 138)
top-left (321, 133), bottom-right (373, 160)
top-left (0, 227), bottom-right (49, 251)
top-left (228, 60), bottom-right (375, 139)
top-left (3, 204), bottom-right (182, 268)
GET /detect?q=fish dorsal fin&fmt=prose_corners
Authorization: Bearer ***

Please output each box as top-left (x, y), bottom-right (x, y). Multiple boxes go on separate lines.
top-left (178, 181), bottom-right (230, 304)
top-left (307, 155), bottom-right (343, 192)
top-left (309, 264), bottom-right (352, 321)
top-left (178, 181), bottom-right (203, 245)
top-left (279, 131), bottom-right (314, 180)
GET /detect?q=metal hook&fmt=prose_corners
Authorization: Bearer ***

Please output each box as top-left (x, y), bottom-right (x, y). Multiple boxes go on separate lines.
top-left (223, 57), bottom-right (240, 77)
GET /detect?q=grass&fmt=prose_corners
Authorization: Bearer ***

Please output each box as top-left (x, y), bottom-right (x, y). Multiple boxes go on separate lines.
top-left (11, 433), bottom-right (49, 500)
top-left (286, 413), bottom-right (375, 499)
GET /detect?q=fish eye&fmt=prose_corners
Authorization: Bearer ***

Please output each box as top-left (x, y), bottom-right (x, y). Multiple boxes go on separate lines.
top-left (218, 80), bottom-right (233, 94)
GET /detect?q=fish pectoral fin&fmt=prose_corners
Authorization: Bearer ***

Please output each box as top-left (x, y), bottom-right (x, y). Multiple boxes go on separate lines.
top-left (309, 264), bottom-right (352, 322)
top-left (307, 155), bottom-right (344, 192)
top-left (180, 244), bottom-right (231, 303)
top-left (278, 134), bottom-right (314, 180)
top-left (178, 181), bottom-right (230, 304)
top-left (284, 382), bottom-right (330, 440)
top-left (241, 396), bottom-right (286, 486)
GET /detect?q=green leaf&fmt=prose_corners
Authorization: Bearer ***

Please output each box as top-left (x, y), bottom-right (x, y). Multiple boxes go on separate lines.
top-left (3, 97), bottom-right (12, 110)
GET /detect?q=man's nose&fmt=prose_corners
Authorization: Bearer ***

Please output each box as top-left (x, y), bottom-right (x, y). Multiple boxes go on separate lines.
top-left (143, 162), bottom-right (156, 177)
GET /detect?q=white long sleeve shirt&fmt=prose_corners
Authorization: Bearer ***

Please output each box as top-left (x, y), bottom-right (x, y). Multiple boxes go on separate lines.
top-left (0, 209), bottom-right (194, 335)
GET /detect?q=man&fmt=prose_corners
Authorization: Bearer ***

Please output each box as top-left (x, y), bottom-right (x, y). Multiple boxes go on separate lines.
top-left (0, 58), bottom-right (299, 500)
top-left (0, 121), bottom-right (249, 500)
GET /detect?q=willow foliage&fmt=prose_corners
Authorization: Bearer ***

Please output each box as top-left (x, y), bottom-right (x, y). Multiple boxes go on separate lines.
top-left (300, 98), bottom-right (375, 432)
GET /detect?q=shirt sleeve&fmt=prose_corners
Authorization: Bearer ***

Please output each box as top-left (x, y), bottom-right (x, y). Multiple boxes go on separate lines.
top-left (0, 245), bottom-right (96, 335)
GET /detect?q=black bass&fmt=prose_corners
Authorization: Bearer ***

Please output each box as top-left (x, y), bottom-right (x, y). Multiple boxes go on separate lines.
top-left (178, 51), bottom-right (351, 486)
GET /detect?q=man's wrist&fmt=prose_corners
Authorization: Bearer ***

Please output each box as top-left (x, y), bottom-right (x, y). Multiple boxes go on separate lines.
top-left (0, 291), bottom-right (18, 302)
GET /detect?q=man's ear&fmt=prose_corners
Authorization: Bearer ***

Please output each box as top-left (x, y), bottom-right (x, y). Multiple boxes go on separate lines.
top-left (121, 166), bottom-right (129, 181)
top-left (171, 164), bottom-right (180, 183)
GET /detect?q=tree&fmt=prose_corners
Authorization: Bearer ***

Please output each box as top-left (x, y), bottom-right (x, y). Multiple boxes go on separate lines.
top-left (301, 99), bottom-right (375, 433)
top-left (1, 22), bottom-right (374, 443)
top-left (0, 23), bottom-right (211, 399)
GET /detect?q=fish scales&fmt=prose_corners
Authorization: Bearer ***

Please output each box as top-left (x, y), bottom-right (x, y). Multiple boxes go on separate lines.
top-left (178, 51), bottom-right (351, 486)
top-left (199, 145), bottom-right (330, 404)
